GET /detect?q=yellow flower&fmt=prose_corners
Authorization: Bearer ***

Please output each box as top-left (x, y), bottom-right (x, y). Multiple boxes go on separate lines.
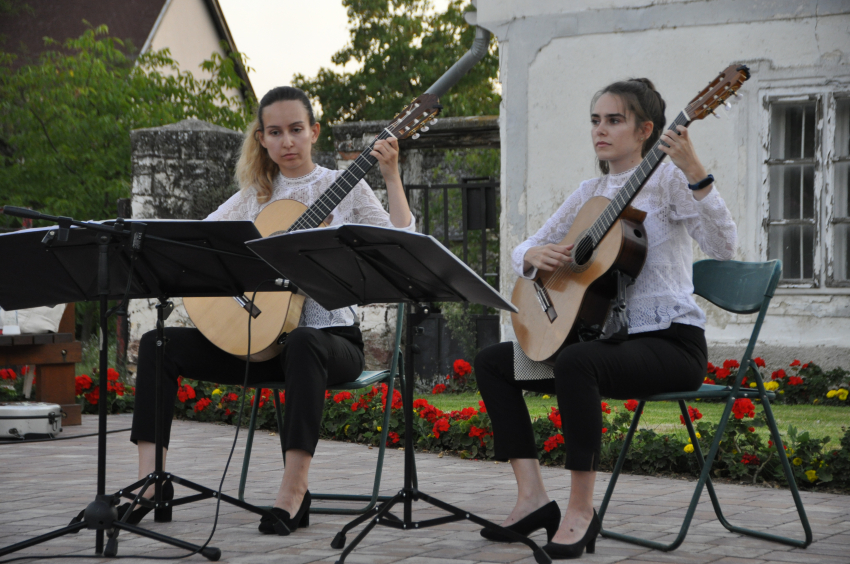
top-left (684, 444), bottom-right (694, 453)
top-left (69, 70), bottom-right (74, 77)
top-left (765, 381), bottom-right (779, 391)
top-left (805, 470), bottom-right (818, 482)
top-left (377, 426), bottom-right (382, 432)
top-left (542, 395), bottom-right (550, 399)
top-left (695, 432), bottom-right (701, 439)
top-left (813, 398), bottom-right (820, 404)
top-left (687, 437), bottom-right (692, 443)
top-left (793, 457), bottom-right (803, 466)
top-left (344, 425), bottom-right (350, 433)
top-left (779, 390), bottom-right (785, 394)
top-left (839, 389), bottom-right (849, 401)
top-left (788, 448), bottom-right (794, 455)
top-left (212, 388), bottom-right (222, 397)
top-left (749, 382), bottom-right (757, 388)
top-left (826, 390), bottom-right (837, 398)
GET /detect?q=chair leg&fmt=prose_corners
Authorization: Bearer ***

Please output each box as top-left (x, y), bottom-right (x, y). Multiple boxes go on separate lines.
top-left (272, 390), bottom-right (286, 464)
top-left (238, 389), bottom-right (264, 503)
top-left (706, 393), bottom-right (812, 547)
top-left (598, 401), bottom-right (645, 523)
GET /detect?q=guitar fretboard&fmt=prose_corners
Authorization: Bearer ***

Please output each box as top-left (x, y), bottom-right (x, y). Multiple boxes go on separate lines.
top-left (586, 111), bottom-right (691, 248)
top-left (287, 128), bottom-right (395, 232)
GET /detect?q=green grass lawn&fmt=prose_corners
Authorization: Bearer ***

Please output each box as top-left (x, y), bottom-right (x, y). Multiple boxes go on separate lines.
top-left (418, 392), bottom-right (849, 450)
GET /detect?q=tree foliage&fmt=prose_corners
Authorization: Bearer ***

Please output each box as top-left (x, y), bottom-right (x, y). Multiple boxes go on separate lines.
top-left (0, 25), bottom-right (254, 222)
top-left (294, 0), bottom-right (499, 149)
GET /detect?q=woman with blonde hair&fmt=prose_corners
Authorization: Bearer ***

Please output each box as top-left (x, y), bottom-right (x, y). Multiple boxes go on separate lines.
top-left (127, 86), bottom-right (414, 533)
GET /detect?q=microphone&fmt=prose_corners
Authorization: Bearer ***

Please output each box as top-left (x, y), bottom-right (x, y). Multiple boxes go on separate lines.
top-left (2, 206), bottom-right (72, 242)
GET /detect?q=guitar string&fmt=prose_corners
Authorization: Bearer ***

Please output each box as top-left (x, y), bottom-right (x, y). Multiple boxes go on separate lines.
top-left (539, 112), bottom-right (689, 294)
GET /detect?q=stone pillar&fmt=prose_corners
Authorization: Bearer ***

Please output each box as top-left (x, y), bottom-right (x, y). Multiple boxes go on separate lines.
top-left (127, 119), bottom-right (243, 365)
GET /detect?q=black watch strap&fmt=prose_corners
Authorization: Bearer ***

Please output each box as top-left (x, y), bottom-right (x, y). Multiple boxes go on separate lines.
top-left (688, 174), bottom-right (714, 191)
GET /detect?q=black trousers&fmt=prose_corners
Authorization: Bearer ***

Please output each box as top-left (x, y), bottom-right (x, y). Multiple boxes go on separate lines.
top-left (130, 326), bottom-right (364, 454)
top-left (475, 324), bottom-right (707, 471)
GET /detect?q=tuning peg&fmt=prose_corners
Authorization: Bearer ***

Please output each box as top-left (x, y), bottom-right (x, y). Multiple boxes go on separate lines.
top-left (724, 101), bottom-right (732, 111)
top-left (430, 119), bottom-right (438, 125)
top-left (734, 91), bottom-right (744, 99)
top-left (712, 111), bottom-right (722, 119)
top-left (420, 126), bottom-right (429, 132)
top-left (412, 133), bottom-right (420, 140)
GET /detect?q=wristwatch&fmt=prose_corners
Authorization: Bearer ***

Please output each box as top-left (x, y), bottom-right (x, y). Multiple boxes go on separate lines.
top-left (688, 174), bottom-right (714, 191)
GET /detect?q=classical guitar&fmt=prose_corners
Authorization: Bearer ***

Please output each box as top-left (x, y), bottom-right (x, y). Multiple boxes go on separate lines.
top-left (511, 64), bottom-right (751, 363)
top-left (184, 94), bottom-right (442, 361)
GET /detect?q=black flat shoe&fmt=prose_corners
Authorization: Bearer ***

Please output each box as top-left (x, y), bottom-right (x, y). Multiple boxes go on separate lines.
top-left (117, 480), bottom-right (174, 525)
top-left (259, 490), bottom-right (311, 534)
top-left (542, 508), bottom-right (600, 560)
top-left (480, 500), bottom-right (561, 543)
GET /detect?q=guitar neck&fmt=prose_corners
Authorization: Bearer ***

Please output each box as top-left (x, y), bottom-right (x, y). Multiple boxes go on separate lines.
top-left (587, 111), bottom-right (691, 247)
top-left (287, 128), bottom-right (395, 232)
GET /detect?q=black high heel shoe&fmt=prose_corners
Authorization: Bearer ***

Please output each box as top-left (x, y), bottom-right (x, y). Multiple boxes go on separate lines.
top-left (480, 500), bottom-right (561, 543)
top-left (542, 508), bottom-right (600, 560)
top-left (117, 480), bottom-right (175, 525)
top-left (259, 490), bottom-right (311, 534)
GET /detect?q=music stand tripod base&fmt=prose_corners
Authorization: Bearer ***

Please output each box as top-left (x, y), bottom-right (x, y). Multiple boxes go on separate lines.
top-left (246, 226), bottom-right (551, 564)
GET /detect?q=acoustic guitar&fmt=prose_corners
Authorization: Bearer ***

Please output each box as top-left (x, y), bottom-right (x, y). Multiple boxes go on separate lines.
top-left (511, 64), bottom-right (751, 364)
top-left (184, 94), bottom-right (442, 361)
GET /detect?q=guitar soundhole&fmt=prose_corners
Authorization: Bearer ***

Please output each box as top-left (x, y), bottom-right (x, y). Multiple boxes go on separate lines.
top-left (573, 235), bottom-right (594, 266)
top-left (634, 229), bottom-right (643, 238)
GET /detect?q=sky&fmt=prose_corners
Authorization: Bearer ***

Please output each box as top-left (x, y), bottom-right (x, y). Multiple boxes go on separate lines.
top-left (217, 0), bottom-right (453, 100)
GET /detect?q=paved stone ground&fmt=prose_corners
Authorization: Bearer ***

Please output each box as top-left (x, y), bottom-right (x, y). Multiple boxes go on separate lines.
top-left (0, 414), bottom-right (847, 564)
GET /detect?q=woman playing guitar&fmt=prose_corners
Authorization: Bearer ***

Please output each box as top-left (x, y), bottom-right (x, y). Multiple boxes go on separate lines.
top-left (476, 78), bottom-right (737, 559)
top-left (127, 86), bottom-right (414, 532)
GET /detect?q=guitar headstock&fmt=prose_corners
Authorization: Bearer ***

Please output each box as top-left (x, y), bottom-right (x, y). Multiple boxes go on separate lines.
top-left (386, 94), bottom-right (442, 140)
top-left (684, 64), bottom-right (750, 121)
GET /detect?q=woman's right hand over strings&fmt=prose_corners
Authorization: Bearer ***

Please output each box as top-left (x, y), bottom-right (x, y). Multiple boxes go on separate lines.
top-left (523, 243), bottom-right (574, 275)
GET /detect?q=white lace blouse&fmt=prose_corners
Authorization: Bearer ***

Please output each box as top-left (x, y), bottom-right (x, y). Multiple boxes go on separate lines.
top-left (512, 162), bottom-right (737, 334)
top-left (207, 165), bottom-right (416, 329)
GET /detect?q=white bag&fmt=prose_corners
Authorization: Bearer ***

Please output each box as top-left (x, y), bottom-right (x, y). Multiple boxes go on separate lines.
top-left (5, 304), bottom-right (67, 334)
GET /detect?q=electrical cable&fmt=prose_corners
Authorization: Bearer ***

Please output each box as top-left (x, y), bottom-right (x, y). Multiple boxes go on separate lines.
top-left (0, 427), bottom-right (131, 445)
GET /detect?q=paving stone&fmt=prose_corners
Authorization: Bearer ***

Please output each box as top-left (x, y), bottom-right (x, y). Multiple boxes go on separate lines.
top-left (1, 413), bottom-right (847, 563)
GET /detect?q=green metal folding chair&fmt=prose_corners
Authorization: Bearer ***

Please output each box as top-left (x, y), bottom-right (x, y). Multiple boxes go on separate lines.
top-left (598, 259), bottom-right (812, 551)
top-left (237, 303), bottom-right (407, 515)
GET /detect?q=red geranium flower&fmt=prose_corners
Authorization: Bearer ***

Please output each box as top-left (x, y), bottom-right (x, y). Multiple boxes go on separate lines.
top-left (85, 387), bottom-right (100, 405)
top-left (279, 391), bottom-right (286, 405)
top-left (106, 368), bottom-right (120, 381)
top-left (715, 368), bottom-right (731, 379)
top-left (543, 434), bottom-right (564, 452)
top-left (600, 402), bottom-right (611, 414)
top-left (419, 404), bottom-right (444, 423)
top-left (802, 363), bottom-right (809, 369)
top-left (547, 407), bottom-right (562, 429)
top-left (787, 376), bottom-right (804, 386)
top-left (748, 426), bottom-right (755, 432)
top-left (704, 377), bottom-right (716, 385)
top-left (753, 357), bottom-right (766, 368)
top-left (771, 369), bottom-right (786, 380)
top-left (732, 398), bottom-right (755, 419)
top-left (468, 425), bottom-right (491, 446)
top-left (0, 368), bottom-right (17, 380)
top-left (75, 374), bottom-right (93, 395)
top-left (432, 383), bottom-right (446, 395)
top-left (478, 400), bottom-right (487, 414)
top-left (706, 362), bottom-right (717, 373)
top-left (412, 398), bottom-right (430, 409)
top-left (325, 390), bottom-right (332, 400)
top-left (790, 359), bottom-right (801, 367)
top-left (334, 391), bottom-right (353, 403)
top-left (601, 427), bottom-right (608, 433)
top-left (741, 453), bottom-right (760, 465)
top-left (432, 418), bottom-right (450, 438)
top-left (194, 398), bottom-right (212, 412)
top-left (453, 359), bottom-right (472, 377)
top-left (624, 399), bottom-right (639, 412)
top-left (679, 405), bottom-right (703, 425)
top-left (723, 359), bottom-right (740, 370)
top-left (387, 431), bottom-right (400, 445)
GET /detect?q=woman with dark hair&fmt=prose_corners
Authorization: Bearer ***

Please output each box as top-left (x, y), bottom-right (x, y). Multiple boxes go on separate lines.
top-left (127, 86), bottom-right (414, 533)
top-left (475, 78), bottom-right (737, 559)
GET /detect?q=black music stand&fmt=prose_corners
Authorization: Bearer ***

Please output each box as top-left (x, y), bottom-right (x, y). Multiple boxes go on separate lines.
top-left (247, 224), bottom-right (552, 564)
top-left (0, 213), bottom-right (295, 561)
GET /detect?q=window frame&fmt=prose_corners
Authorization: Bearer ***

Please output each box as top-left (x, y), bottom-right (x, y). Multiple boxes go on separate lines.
top-left (763, 89), bottom-right (850, 289)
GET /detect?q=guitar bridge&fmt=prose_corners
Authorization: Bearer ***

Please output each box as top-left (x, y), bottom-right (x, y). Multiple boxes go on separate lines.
top-left (533, 279), bottom-right (557, 323)
top-left (233, 295), bottom-right (262, 318)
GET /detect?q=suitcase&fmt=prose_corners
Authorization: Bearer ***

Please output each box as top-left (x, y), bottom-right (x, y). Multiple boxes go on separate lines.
top-left (0, 402), bottom-right (63, 439)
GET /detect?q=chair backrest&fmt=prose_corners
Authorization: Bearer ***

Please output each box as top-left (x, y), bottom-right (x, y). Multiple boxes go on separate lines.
top-left (693, 259), bottom-right (782, 391)
top-left (693, 260), bottom-right (781, 315)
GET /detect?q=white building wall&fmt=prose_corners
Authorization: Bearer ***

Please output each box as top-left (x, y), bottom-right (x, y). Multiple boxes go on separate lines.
top-left (475, 0), bottom-right (850, 367)
top-left (149, 0), bottom-right (227, 82)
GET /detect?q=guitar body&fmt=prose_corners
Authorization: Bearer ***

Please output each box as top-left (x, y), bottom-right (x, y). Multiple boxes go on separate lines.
top-left (511, 196), bottom-right (648, 364)
top-left (184, 199), bottom-right (325, 362)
